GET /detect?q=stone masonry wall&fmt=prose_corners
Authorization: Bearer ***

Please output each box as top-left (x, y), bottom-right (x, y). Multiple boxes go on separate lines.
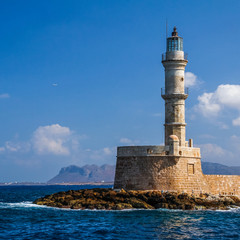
top-left (114, 156), bottom-right (187, 191)
top-left (114, 155), bottom-right (209, 195)
top-left (204, 175), bottom-right (240, 196)
top-left (114, 146), bottom-right (240, 197)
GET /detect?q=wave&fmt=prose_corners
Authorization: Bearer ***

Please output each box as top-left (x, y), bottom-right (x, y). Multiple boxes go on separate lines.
top-left (0, 201), bottom-right (49, 209)
top-left (78, 207), bottom-right (240, 212)
top-left (0, 202), bottom-right (83, 211)
top-left (215, 206), bottom-right (240, 212)
top-left (0, 201), bottom-right (239, 213)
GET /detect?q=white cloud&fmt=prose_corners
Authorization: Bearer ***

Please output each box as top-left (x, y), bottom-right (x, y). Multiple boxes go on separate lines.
top-left (0, 147), bottom-right (5, 152)
top-left (196, 84), bottom-right (240, 120)
top-left (228, 135), bottom-right (240, 164)
top-left (0, 124), bottom-right (117, 167)
top-left (86, 147), bottom-right (116, 164)
top-left (0, 124), bottom-right (77, 156)
top-left (152, 113), bottom-right (161, 117)
top-left (198, 143), bottom-right (234, 165)
top-left (0, 140), bottom-right (31, 153)
top-left (103, 147), bottom-right (113, 155)
top-left (119, 138), bottom-right (140, 146)
top-left (32, 124), bottom-right (73, 155)
top-left (0, 93), bottom-right (10, 99)
top-left (231, 135), bottom-right (240, 148)
top-left (199, 134), bottom-right (216, 139)
top-left (197, 92), bottom-right (221, 117)
top-left (0, 123), bottom-right (115, 165)
top-left (120, 138), bottom-right (132, 144)
top-left (199, 143), bottom-right (227, 157)
top-left (195, 136), bottom-right (240, 166)
top-left (232, 117), bottom-right (240, 126)
top-left (185, 72), bottom-right (198, 87)
top-left (217, 85), bottom-right (240, 109)
top-left (212, 121), bottom-right (229, 130)
top-left (5, 141), bottom-right (21, 152)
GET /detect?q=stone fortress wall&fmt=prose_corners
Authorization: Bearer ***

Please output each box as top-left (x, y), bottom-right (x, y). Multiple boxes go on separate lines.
top-left (114, 140), bottom-right (240, 197)
top-left (205, 175), bottom-right (240, 196)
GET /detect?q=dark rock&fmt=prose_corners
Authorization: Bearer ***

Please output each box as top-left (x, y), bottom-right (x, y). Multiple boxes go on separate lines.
top-left (33, 188), bottom-right (240, 211)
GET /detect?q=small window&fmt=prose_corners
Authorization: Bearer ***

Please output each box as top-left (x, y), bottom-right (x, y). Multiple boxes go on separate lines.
top-left (147, 149), bottom-right (153, 154)
top-left (188, 164), bottom-right (194, 175)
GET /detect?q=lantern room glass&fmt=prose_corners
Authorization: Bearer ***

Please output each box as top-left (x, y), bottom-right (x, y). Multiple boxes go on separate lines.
top-left (167, 37), bottom-right (183, 52)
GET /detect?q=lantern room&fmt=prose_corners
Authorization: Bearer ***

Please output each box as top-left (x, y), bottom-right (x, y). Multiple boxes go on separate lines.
top-left (167, 26), bottom-right (183, 52)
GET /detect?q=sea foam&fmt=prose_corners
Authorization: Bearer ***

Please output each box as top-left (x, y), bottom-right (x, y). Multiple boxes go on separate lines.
top-left (0, 201), bottom-right (48, 209)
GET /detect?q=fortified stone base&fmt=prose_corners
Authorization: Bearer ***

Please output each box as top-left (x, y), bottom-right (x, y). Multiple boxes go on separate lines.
top-left (114, 144), bottom-right (240, 197)
top-left (114, 145), bottom-right (206, 195)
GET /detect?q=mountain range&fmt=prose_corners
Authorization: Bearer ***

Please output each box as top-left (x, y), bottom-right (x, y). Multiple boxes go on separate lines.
top-left (48, 162), bottom-right (240, 184)
top-left (48, 164), bottom-right (115, 183)
top-left (201, 162), bottom-right (240, 175)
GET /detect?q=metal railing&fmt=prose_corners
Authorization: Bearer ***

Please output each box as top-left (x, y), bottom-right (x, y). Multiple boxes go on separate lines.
top-left (162, 53), bottom-right (188, 61)
top-left (161, 87), bottom-right (189, 95)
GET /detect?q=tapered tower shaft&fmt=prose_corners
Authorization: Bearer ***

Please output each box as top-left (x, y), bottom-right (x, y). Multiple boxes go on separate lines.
top-left (161, 27), bottom-right (188, 147)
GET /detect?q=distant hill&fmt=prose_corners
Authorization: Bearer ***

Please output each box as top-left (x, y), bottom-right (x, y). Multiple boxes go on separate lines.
top-left (48, 164), bottom-right (115, 184)
top-left (201, 162), bottom-right (240, 175)
top-left (48, 162), bottom-right (240, 184)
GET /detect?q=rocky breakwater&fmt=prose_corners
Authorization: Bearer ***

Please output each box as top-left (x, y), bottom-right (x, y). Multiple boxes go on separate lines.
top-left (34, 188), bottom-right (240, 210)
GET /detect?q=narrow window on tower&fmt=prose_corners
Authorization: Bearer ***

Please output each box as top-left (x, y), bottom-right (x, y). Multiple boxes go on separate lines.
top-left (188, 164), bottom-right (194, 175)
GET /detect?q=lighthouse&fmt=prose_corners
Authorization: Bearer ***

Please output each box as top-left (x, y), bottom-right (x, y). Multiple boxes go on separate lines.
top-left (113, 26), bottom-right (240, 196)
top-left (162, 27), bottom-right (188, 147)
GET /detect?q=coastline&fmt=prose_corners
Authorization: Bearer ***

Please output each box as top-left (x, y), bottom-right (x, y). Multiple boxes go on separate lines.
top-left (0, 182), bottom-right (114, 186)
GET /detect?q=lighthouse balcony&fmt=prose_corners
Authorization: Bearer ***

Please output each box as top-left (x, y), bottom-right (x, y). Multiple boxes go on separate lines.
top-left (161, 88), bottom-right (189, 99)
top-left (162, 52), bottom-right (188, 61)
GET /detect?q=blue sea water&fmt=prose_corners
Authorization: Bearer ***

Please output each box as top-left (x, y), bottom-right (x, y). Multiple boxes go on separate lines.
top-left (0, 185), bottom-right (240, 240)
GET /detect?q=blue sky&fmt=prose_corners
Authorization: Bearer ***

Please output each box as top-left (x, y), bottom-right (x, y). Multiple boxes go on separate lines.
top-left (0, 0), bottom-right (240, 182)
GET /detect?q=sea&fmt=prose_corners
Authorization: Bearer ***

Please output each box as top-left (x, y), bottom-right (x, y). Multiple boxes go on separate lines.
top-left (0, 185), bottom-right (240, 240)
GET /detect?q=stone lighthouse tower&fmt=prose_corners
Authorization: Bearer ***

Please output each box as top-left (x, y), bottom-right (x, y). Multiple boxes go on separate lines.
top-left (114, 26), bottom-right (240, 196)
top-left (162, 27), bottom-right (188, 147)
top-left (114, 26), bottom-right (208, 194)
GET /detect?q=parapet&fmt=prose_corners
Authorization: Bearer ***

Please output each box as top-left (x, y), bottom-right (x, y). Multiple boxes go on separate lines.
top-left (117, 144), bottom-right (201, 158)
top-left (117, 145), bottom-right (166, 157)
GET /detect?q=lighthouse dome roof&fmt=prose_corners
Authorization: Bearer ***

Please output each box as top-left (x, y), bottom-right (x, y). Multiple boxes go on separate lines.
top-left (169, 135), bottom-right (179, 141)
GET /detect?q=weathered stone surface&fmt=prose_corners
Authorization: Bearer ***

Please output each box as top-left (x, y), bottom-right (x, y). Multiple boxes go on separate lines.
top-left (33, 188), bottom-right (240, 210)
top-left (114, 152), bottom-right (207, 194)
top-left (114, 146), bottom-right (240, 197)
